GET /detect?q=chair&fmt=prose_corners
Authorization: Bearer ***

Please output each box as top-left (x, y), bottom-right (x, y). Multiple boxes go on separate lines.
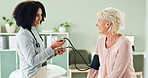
top-left (135, 72), bottom-right (143, 78)
top-left (133, 55), bottom-right (144, 78)
top-left (69, 49), bottom-right (91, 78)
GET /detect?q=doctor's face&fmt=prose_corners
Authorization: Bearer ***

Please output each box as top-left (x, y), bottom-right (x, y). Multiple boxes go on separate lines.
top-left (96, 19), bottom-right (108, 34)
top-left (32, 8), bottom-right (42, 26)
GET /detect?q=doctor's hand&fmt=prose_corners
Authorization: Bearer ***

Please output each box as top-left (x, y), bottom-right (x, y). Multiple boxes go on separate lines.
top-left (54, 47), bottom-right (66, 55)
top-left (51, 39), bottom-right (66, 50)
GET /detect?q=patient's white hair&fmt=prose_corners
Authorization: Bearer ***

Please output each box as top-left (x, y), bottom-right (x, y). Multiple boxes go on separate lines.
top-left (97, 7), bottom-right (124, 35)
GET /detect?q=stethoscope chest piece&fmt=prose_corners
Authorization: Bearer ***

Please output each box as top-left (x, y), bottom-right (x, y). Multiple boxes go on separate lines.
top-left (29, 30), bottom-right (42, 48)
top-left (36, 43), bottom-right (40, 47)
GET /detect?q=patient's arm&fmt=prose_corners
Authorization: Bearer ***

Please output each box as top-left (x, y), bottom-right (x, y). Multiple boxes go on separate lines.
top-left (87, 54), bottom-right (100, 78)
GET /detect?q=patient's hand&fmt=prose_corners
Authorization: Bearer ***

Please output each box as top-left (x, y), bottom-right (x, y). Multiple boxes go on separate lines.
top-left (54, 47), bottom-right (66, 55)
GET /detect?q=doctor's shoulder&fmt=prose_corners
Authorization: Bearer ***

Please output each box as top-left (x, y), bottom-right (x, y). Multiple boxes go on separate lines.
top-left (16, 28), bottom-right (33, 41)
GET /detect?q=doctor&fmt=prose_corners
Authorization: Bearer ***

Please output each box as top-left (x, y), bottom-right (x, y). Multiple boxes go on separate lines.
top-left (13, 1), bottom-right (66, 78)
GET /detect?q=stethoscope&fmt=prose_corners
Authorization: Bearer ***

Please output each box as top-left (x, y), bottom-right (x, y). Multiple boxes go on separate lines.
top-left (63, 37), bottom-right (100, 71)
top-left (29, 30), bottom-right (43, 48)
top-left (29, 29), bottom-right (100, 71)
top-left (29, 30), bottom-right (47, 66)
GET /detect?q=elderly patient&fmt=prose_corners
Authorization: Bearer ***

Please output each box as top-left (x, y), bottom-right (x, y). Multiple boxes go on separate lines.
top-left (87, 7), bottom-right (137, 78)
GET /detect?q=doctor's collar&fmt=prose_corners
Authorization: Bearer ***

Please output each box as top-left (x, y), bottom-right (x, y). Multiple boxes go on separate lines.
top-left (32, 26), bottom-right (36, 29)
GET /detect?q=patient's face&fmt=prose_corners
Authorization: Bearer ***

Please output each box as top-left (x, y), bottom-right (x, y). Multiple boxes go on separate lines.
top-left (96, 19), bottom-right (108, 34)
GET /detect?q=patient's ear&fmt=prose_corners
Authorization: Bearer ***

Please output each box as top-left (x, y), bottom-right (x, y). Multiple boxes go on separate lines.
top-left (106, 21), bottom-right (112, 28)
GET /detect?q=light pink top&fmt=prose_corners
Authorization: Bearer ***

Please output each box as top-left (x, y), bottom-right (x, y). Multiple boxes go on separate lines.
top-left (87, 36), bottom-right (137, 78)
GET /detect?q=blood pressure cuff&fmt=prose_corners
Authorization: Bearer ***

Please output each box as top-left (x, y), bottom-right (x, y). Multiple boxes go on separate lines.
top-left (90, 54), bottom-right (100, 70)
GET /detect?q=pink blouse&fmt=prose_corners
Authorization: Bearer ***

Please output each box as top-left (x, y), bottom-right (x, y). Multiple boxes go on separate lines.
top-left (87, 36), bottom-right (137, 78)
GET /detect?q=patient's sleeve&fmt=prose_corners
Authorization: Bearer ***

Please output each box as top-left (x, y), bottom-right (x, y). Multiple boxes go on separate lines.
top-left (87, 69), bottom-right (98, 78)
top-left (87, 38), bottom-right (101, 78)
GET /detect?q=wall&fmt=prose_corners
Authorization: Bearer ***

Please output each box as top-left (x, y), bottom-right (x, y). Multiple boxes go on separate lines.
top-left (0, 0), bottom-right (146, 52)
top-left (37, 0), bottom-right (145, 52)
top-left (0, 0), bottom-right (21, 32)
top-left (144, 0), bottom-right (148, 78)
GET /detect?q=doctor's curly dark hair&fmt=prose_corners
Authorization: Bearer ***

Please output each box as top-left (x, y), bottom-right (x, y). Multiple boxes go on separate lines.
top-left (12, 1), bottom-right (46, 31)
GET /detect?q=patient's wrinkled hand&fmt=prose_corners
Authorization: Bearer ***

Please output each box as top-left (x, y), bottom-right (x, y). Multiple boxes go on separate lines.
top-left (54, 47), bottom-right (66, 55)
